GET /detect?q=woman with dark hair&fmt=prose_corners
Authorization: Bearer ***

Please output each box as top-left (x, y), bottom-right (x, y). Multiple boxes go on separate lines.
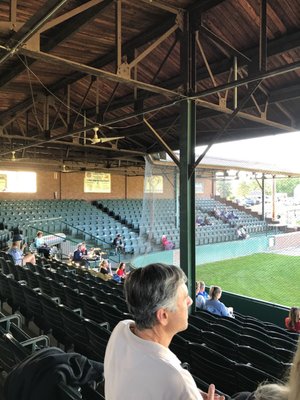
top-left (116, 262), bottom-right (127, 279)
top-left (204, 286), bottom-right (234, 318)
top-left (285, 307), bottom-right (300, 333)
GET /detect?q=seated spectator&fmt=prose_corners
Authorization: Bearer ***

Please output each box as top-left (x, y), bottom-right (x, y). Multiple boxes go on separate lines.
top-left (213, 207), bottom-right (221, 219)
top-left (161, 235), bottom-right (175, 250)
top-left (195, 216), bottom-right (204, 226)
top-left (34, 231), bottom-right (51, 258)
top-left (99, 259), bottom-right (112, 276)
top-left (195, 281), bottom-right (207, 310)
top-left (112, 234), bottom-right (124, 254)
top-left (228, 210), bottom-right (239, 220)
top-left (104, 262), bottom-right (224, 400)
top-left (116, 262), bottom-right (127, 279)
top-left (72, 243), bottom-right (88, 267)
top-left (204, 216), bottom-right (212, 225)
top-left (7, 234), bottom-right (36, 266)
top-left (197, 281), bottom-right (209, 300)
top-left (204, 286), bottom-right (234, 318)
top-left (80, 241), bottom-right (88, 256)
top-left (285, 306), bottom-right (300, 333)
top-left (113, 262), bottom-right (128, 283)
top-left (236, 225), bottom-right (249, 240)
top-left (220, 209), bottom-right (228, 223)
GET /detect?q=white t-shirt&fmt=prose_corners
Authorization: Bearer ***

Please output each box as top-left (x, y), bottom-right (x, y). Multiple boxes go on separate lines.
top-left (104, 319), bottom-right (203, 400)
top-left (35, 237), bottom-right (45, 248)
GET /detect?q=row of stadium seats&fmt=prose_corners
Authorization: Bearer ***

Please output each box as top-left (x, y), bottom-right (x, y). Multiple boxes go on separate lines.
top-left (0, 311), bottom-right (104, 399)
top-left (0, 199), bottom-right (148, 255)
top-left (1, 255), bottom-right (296, 397)
top-left (97, 198), bottom-right (267, 249)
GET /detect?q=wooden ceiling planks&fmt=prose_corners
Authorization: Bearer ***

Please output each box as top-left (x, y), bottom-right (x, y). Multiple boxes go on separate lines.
top-left (0, 0), bottom-right (299, 171)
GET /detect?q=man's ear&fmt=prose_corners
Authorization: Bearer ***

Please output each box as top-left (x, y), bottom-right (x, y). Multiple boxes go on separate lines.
top-left (156, 308), bottom-right (169, 326)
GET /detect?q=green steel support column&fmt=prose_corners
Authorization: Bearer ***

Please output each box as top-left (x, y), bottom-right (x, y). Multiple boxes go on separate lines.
top-left (179, 12), bottom-right (196, 308)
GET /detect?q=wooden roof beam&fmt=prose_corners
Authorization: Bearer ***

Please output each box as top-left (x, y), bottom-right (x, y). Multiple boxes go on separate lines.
top-left (49, 14), bottom-right (178, 91)
top-left (0, 0), bottom-right (113, 88)
top-left (19, 48), bottom-right (181, 98)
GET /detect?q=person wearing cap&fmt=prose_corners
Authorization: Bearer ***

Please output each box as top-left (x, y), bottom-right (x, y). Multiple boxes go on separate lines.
top-left (7, 235), bottom-right (36, 266)
top-left (112, 234), bottom-right (124, 254)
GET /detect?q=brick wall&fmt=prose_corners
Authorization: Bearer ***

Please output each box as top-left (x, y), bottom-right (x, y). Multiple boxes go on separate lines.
top-left (0, 170), bottom-right (213, 200)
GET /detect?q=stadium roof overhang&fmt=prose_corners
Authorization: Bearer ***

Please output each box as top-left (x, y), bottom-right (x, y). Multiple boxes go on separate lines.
top-left (0, 0), bottom-right (299, 173)
top-left (147, 154), bottom-right (300, 178)
top-left (1, 0), bottom-right (300, 300)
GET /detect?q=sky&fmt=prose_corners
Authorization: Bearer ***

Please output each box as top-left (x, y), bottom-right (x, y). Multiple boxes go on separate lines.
top-left (196, 131), bottom-right (300, 173)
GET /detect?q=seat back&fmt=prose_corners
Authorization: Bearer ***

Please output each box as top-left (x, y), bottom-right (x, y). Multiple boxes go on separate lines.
top-left (85, 319), bottom-right (111, 362)
top-left (179, 323), bottom-right (202, 342)
top-left (99, 302), bottom-right (130, 330)
top-left (202, 330), bottom-right (237, 359)
top-left (189, 315), bottom-right (212, 331)
top-left (234, 363), bottom-right (280, 393)
top-left (169, 334), bottom-right (190, 365)
top-left (210, 323), bottom-right (240, 342)
top-left (60, 305), bottom-right (88, 354)
top-left (237, 345), bottom-right (289, 379)
top-left (189, 342), bottom-right (236, 395)
top-left (0, 332), bottom-right (29, 372)
top-left (64, 286), bottom-right (82, 310)
top-left (80, 294), bottom-right (106, 325)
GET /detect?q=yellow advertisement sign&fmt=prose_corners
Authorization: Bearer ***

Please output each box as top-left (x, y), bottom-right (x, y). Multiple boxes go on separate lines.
top-left (145, 175), bottom-right (163, 193)
top-left (0, 174), bottom-right (7, 191)
top-left (84, 172), bottom-right (111, 193)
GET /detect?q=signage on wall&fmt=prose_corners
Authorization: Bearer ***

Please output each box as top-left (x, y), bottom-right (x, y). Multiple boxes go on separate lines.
top-left (0, 171), bottom-right (36, 192)
top-left (84, 172), bottom-right (111, 193)
top-left (0, 174), bottom-right (7, 191)
top-left (144, 175), bottom-right (163, 193)
top-left (195, 181), bottom-right (204, 194)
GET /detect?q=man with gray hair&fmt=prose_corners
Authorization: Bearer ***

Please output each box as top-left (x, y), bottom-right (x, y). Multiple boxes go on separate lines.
top-left (104, 263), bottom-right (223, 400)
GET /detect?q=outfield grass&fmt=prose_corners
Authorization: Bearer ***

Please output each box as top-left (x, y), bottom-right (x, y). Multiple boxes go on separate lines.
top-left (196, 253), bottom-right (300, 307)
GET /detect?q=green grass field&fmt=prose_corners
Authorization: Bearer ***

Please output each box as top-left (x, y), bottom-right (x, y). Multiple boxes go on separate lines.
top-left (196, 253), bottom-right (300, 307)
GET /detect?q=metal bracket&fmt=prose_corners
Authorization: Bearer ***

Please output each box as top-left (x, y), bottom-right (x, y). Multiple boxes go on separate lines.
top-left (117, 61), bottom-right (130, 79)
top-left (219, 97), bottom-right (227, 109)
top-left (21, 335), bottom-right (50, 351)
top-left (176, 10), bottom-right (184, 31)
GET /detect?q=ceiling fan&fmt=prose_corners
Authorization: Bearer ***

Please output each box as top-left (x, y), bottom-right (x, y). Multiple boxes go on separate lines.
top-left (87, 127), bottom-right (124, 145)
top-left (2, 151), bottom-right (30, 162)
top-left (61, 164), bottom-right (74, 173)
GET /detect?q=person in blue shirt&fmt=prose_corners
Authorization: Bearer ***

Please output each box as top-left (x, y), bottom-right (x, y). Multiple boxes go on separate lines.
top-left (7, 234), bottom-right (36, 266)
top-left (198, 281), bottom-right (209, 299)
top-left (204, 286), bottom-right (234, 318)
top-left (195, 281), bottom-right (208, 310)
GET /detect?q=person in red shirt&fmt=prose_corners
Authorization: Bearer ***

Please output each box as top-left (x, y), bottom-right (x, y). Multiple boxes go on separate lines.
top-left (285, 306), bottom-right (300, 333)
top-left (116, 262), bottom-right (127, 279)
top-left (161, 235), bottom-right (174, 250)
